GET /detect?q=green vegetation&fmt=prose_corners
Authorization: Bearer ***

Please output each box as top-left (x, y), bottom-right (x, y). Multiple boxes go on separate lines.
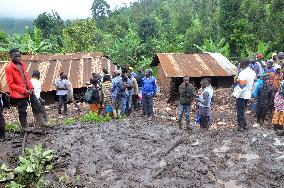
top-left (4, 123), bottom-right (20, 133)
top-left (63, 117), bottom-right (76, 125)
top-left (80, 112), bottom-right (111, 123)
top-left (0, 144), bottom-right (55, 187)
top-left (0, 0), bottom-right (283, 65)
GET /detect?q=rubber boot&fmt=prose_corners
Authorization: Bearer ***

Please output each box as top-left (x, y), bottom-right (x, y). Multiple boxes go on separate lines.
top-left (34, 113), bottom-right (48, 127)
top-left (113, 110), bottom-right (117, 119)
top-left (0, 127), bottom-right (5, 139)
top-left (242, 119), bottom-right (249, 130)
top-left (186, 119), bottom-right (192, 130)
top-left (41, 106), bottom-right (48, 123)
top-left (20, 118), bottom-right (32, 132)
top-left (117, 110), bottom-right (121, 118)
top-left (259, 120), bottom-right (264, 127)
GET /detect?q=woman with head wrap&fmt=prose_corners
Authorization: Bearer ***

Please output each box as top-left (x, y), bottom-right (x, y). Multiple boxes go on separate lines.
top-left (272, 81), bottom-right (284, 130)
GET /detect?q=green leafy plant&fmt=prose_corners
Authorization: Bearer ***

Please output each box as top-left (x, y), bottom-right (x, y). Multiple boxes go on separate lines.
top-left (5, 123), bottom-right (20, 133)
top-left (0, 144), bottom-right (55, 187)
top-left (64, 117), bottom-right (76, 125)
top-left (80, 112), bottom-right (111, 123)
top-left (194, 37), bottom-right (230, 58)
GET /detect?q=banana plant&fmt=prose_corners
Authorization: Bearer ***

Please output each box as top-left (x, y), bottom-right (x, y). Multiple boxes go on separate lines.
top-left (0, 26), bottom-right (52, 55)
top-left (194, 37), bottom-right (230, 58)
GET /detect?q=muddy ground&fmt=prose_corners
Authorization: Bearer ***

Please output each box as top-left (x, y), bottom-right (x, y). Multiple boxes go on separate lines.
top-left (1, 88), bottom-right (284, 188)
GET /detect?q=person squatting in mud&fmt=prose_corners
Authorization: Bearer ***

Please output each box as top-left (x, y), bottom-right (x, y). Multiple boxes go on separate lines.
top-left (5, 48), bottom-right (47, 132)
top-left (194, 78), bottom-right (214, 129)
top-left (178, 76), bottom-right (195, 130)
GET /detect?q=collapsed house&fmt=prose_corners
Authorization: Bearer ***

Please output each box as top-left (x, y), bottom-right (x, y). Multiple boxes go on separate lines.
top-left (150, 53), bottom-right (237, 102)
top-left (0, 52), bottom-right (117, 103)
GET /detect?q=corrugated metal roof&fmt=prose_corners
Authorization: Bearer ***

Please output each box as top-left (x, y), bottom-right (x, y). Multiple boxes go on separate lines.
top-left (151, 53), bottom-right (237, 78)
top-left (0, 53), bottom-right (115, 92)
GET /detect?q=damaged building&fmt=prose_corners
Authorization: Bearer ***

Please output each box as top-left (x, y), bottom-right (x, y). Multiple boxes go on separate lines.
top-left (151, 53), bottom-right (237, 102)
top-left (0, 52), bottom-right (117, 103)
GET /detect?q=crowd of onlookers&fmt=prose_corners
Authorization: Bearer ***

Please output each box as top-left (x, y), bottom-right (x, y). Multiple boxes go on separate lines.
top-left (0, 48), bottom-right (159, 139)
top-left (1, 48), bottom-right (284, 140)
top-left (233, 52), bottom-right (284, 134)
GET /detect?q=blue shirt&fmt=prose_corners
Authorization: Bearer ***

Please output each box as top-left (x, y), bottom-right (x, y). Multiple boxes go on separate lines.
top-left (131, 72), bottom-right (137, 78)
top-left (142, 76), bottom-right (157, 96)
top-left (111, 76), bottom-right (122, 99)
top-left (264, 67), bottom-right (275, 73)
top-left (249, 63), bottom-right (260, 76)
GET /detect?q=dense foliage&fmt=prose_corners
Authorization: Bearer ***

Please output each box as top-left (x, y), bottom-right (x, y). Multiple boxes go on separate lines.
top-left (0, 0), bottom-right (283, 67)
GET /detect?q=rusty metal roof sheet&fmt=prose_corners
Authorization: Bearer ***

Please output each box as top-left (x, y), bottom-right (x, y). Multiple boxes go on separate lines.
top-left (151, 53), bottom-right (237, 78)
top-left (0, 53), bottom-right (115, 92)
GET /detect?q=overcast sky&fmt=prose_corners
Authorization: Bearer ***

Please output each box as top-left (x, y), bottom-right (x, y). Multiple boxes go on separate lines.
top-left (0, 0), bottom-right (137, 20)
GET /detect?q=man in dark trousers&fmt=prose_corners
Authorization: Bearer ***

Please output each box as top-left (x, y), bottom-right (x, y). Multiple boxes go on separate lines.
top-left (142, 69), bottom-right (157, 119)
top-left (178, 77), bottom-right (195, 129)
top-left (256, 76), bottom-right (273, 126)
top-left (5, 48), bottom-right (43, 131)
top-left (0, 82), bottom-right (6, 139)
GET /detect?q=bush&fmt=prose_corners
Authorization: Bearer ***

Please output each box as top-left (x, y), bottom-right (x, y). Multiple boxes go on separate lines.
top-left (0, 144), bottom-right (55, 187)
top-left (63, 117), bottom-right (76, 125)
top-left (80, 112), bottom-right (111, 123)
top-left (5, 123), bottom-right (20, 133)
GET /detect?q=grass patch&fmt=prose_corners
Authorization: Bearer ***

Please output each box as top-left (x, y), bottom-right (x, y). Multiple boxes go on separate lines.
top-left (5, 123), bottom-right (20, 133)
top-left (63, 117), bottom-right (76, 125)
top-left (80, 112), bottom-right (111, 123)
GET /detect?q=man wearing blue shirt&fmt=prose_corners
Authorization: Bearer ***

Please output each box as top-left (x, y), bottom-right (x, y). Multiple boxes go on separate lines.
top-left (142, 69), bottom-right (157, 119)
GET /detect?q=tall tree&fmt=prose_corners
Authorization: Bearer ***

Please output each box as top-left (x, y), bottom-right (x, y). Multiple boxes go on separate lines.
top-left (91, 0), bottom-right (111, 23)
top-left (33, 11), bottom-right (64, 39)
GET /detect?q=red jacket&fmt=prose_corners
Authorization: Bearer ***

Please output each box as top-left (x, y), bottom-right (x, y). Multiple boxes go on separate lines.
top-left (5, 61), bottom-right (33, 99)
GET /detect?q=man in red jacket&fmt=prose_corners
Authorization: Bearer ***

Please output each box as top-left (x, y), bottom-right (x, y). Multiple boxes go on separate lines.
top-left (5, 48), bottom-right (45, 131)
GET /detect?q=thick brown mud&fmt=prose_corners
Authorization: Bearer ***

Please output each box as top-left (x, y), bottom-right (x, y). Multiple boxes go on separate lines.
top-left (0, 88), bottom-right (284, 187)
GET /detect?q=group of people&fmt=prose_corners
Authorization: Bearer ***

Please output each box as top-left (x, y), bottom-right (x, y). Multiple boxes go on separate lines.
top-left (165, 52), bottom-right (284, 134)
top-left (0, 48), bottom-right (159, 139)
top-left (85, 67), bottom-right (157, 119)
top-left (1, 48), bottom-right (283, 140)
top-left (234, 52), bottom-right (284, 133)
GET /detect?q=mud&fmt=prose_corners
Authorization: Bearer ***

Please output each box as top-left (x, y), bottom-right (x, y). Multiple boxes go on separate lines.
top-left (1, 88), bottom-right (284, 187)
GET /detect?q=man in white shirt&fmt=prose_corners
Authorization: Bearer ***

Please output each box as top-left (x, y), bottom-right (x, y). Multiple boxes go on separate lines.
top-left (235, 59), bottom-right (256, 131)
top-left (30, 70), bottom-right (48, 125)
